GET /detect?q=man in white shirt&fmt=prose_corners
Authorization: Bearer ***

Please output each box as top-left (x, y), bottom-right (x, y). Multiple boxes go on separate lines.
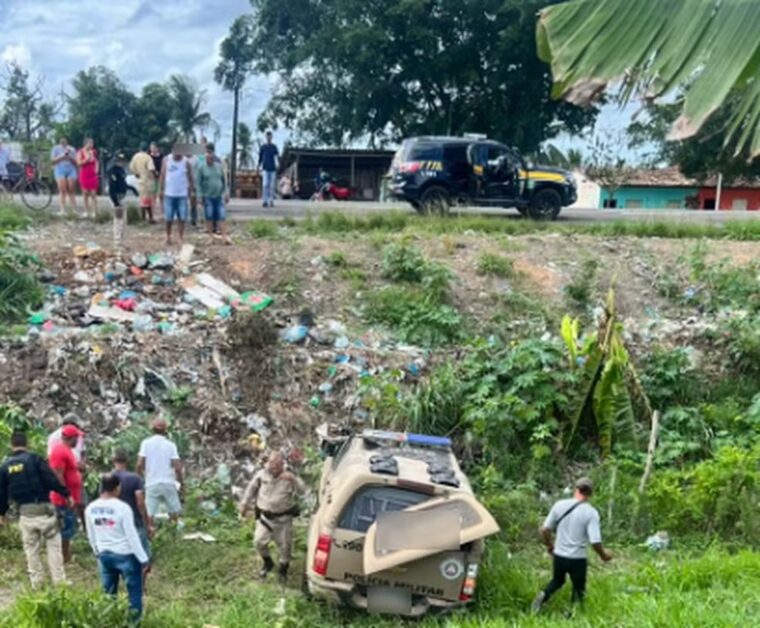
top-left (532, 477), bottom-right (612, 614)
top-left (136, 418), bottom-right (183, 522)
top-left (85, 473), bottom-right (150, 621)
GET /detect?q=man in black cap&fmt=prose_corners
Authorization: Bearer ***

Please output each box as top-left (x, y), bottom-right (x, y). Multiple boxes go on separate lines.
top-left (0, 431), bottom-right (73, 588)
top-left (532, 477), bottom-right (612, 614)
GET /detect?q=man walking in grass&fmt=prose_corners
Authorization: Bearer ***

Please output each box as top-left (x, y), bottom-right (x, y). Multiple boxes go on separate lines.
top-left (86, 473), bottom-right (150, 621)
top-left (532, 477), bottom-right (612, 614)
top-left (0, 431), bottom-right (72, 588)
top-left (137, 419), bottom-right (183, 523)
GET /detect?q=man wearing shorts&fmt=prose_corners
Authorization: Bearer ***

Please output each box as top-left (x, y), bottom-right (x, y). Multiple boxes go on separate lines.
top-left (50, 138), bottom-right (78, 215)
top-left (48, 425), bottom-right (84, 564)
top-left (159, 145), bottom-right (194, 246)
top-left (196, 142), bottom-right (230, 244)
top-left (129, 143), bottom-right (156, 223)
top-left (136, 419), bottom-right (183, 523)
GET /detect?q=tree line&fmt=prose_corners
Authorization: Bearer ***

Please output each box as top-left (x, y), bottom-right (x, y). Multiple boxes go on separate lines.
top-left (0, 63), bottom-right (257, 167)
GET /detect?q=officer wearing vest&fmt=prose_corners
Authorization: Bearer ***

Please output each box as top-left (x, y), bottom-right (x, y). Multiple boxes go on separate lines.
top-left (239, 451), bottom-right (305, 583)
top-left (0, 431), bottom-right (73, 588)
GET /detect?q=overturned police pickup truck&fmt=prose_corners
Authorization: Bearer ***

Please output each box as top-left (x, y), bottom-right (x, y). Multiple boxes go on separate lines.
top-left (305, 429), bottom-right (500, 617)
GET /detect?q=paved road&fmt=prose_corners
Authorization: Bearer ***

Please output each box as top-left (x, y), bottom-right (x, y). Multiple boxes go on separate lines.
top-left (224, 198), bottom-right (760, 224)
top-left (39, 195), bottom-right (760, 224)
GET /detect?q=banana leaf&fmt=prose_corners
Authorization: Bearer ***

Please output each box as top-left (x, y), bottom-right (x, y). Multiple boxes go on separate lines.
top-left (537, 0), bottom-right (760, 157)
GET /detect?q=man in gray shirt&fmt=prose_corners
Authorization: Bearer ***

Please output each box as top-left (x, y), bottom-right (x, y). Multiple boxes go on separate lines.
top-left (532, 477), bottom-right (612, 613)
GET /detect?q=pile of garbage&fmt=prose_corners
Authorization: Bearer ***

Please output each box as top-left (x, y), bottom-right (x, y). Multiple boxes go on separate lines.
top-left (25, 242), bottom-right (272, 337)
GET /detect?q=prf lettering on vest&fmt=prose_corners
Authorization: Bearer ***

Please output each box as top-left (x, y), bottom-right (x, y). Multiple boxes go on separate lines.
top-left (8, 463), bottom-right (24, 474)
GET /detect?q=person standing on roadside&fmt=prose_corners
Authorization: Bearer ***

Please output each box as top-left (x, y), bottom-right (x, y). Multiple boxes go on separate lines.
top-left (532, 478), bottom-right (612, 614)
top-left (50, 137), bottom-right (78, 215)
top-left (258, 131), bottom-right (279, 208)
top-left (48, 424), bottom-right (84, 564)
top-left (196, 142), bottom-right (230, 244)
top-left (239, 451), bottom-right (305, 583)
top-left (149, 142), bottom-right (163, 216)
top-left (85, 473), bottom-right (150, 622)
top-left (129, 143), bottom-right (157, 224)
top-left (77, 138), bottom-right (99, 218)
top-left (112, 449), bottom-right (153, 559)
top-left (0, 431), bottom-right (73, 589)
top-left (159, 145), bottom-right (194, 247)
top-left (136, 419), bottom-right (183, 523)
top-left (107, 154), bottom-right (129, 250)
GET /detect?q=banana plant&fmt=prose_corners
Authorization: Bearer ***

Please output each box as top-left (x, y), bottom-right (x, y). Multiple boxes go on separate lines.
top-left (561, 289), bottom-right (641, 457)
top-left (537, 0), bottom-right (760, 158)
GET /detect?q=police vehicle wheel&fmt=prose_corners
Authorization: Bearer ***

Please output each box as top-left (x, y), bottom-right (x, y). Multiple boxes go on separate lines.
top-left (528, 189), bottom-right (562, 221)
top-left (420, 185), bottom-right (451, 216)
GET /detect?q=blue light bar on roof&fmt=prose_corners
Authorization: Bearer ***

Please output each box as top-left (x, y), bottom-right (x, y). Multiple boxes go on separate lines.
top-left (407, 433), bottom-right (452, 449)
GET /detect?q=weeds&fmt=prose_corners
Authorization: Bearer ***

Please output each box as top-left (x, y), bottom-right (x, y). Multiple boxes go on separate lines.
top-left (248, 218), bottom-right (279, 239)
top-left (324, 251), bottom-right (347, 267)
top-left (477, 252), bottom-right (515, 278)
top-left (564, 257), bottom-right (599, 311)
top-left (0, 229), bottom-right (44, 324)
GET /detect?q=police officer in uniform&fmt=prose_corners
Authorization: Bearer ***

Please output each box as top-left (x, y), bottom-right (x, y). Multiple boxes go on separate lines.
top-left (0, 431), bottom-right (73, 588)
top-left (239, 451), bottom-right (305, 583)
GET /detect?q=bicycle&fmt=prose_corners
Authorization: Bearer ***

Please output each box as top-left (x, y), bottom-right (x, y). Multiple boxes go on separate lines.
top-left (0, 159), bottom-right (53, 211)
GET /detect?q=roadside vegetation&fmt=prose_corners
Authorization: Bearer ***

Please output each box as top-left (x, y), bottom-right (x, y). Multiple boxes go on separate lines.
top-left (1, 202), bottom-right (759, 626)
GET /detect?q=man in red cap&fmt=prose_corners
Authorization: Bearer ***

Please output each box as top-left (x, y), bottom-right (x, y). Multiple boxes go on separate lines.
top-left (48, 424), bottom-right (84, 563)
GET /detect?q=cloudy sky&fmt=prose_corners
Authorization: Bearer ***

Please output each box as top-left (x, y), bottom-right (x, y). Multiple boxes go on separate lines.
top-left (0, 0), bottom-right (273, 152)
top-left (1, 0), bottom-right (633, 157)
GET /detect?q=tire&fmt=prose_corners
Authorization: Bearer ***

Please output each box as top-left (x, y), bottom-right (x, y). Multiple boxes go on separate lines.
top-left (20, 179), bottom-right (53, 212)
top-left (409, 200), bottom-right (422, 213)
top-left (528, 188), bottom-right (562, 221)
top-left (419, 185), bottom-right (451, 215)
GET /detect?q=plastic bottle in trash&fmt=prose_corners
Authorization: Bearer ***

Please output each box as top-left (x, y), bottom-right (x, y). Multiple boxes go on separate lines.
top-left (132, 315), bottom-right (155, 332)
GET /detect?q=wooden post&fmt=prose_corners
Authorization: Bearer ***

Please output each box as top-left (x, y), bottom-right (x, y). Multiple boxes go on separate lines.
top-left (607, 464), bottom-right (617, 526)
top-left (638, 410), bottom-right (661, 494)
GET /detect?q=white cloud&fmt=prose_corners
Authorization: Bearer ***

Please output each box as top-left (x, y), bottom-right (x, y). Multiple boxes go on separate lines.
top-left (1, 0), bottom-right (261, 154)
top-left (1, 43), bottom-right (32, 67)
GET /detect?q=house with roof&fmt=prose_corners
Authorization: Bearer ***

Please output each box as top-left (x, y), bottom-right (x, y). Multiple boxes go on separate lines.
top-left (596, 167), bottom-right (760, 210)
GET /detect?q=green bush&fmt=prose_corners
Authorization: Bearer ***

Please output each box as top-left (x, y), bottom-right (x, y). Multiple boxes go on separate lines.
top-left (564, 257), bottom-right (599, 310)
top-left (477, 253), bottom-right (515, 278)
top-left (644, 444), bottom-right (760, 544)
top-left (0, 229), bottom-right (44, 324)
top-left (364, 285), bottom-right (463, 346)
top-left (247, 218), bottom-right (278, 239)
top-left (0, 587), bottom-right (130, 628)
top-left (0, 204), bottom-right (32, 231)
top-left (381, 241), bottom-right (426, 282)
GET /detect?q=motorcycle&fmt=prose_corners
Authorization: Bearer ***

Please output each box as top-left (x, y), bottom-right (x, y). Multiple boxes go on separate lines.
top-left (310, 175), bottom-right (351, 201)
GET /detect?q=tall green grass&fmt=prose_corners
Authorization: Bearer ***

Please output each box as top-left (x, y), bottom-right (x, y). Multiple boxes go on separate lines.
top-left (254, 211), bottom-right (760, 241)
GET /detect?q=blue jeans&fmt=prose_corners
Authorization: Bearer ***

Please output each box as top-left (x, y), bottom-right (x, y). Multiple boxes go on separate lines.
top-left (164, 196), bottom-right (188, 222)
top-left (98, 552), bottom-right (144, 620)
top-left (203, 197), bottom-right (226, 223)
top-left (56, 506), bottom-right (78, 541)
top-left (262, 170), bottom-right (276, 204)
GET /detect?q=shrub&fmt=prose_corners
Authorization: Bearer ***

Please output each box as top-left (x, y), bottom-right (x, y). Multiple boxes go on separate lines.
top-left (324, 251), bottom-right (347, 267)
top-left (477, 253), bottom-right (515, 278)
top-left (381, 242), bottom-right (426, 282)
top-left (644, 444), bottom-right (760, 544)
top-left (0, 230), bottom-right (43, 324)
top-left (564, 257), bottom-right (598, 310)
top-left (364, 285), bottom-right (463, 346)
top-left (2, 587), bottom-right (130, 627)
top-left (248, 218), bottom-right (278, 239)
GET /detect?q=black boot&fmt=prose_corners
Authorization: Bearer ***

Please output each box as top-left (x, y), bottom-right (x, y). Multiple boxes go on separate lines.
top-left (259, 556), bottom-right (275, 579)
top-left (278, 562), bottom-right (289, 584)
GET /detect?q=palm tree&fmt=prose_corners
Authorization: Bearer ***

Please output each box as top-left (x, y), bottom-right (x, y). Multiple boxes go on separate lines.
top-left (215, 16), bottom-right (255, 195)
top-left (537, 0), bottom-right (760, 158)
top-left (168, 75), bottom-right (214, 142)
top-left (237, 122), bottom-right (254, 169)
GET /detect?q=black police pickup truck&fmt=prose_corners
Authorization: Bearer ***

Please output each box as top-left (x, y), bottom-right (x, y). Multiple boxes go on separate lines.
top-left (389, 136), bottom-right (577, 220)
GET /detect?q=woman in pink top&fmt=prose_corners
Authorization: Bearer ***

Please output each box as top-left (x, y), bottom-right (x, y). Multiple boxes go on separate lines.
top-left (77, 138), bottom-right (99, 217)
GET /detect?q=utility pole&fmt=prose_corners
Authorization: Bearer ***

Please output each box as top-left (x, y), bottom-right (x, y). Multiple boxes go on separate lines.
top-left (715, 172), bottom-right (723, 211)
top-left (230, 85), bottom-right (239, 197)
